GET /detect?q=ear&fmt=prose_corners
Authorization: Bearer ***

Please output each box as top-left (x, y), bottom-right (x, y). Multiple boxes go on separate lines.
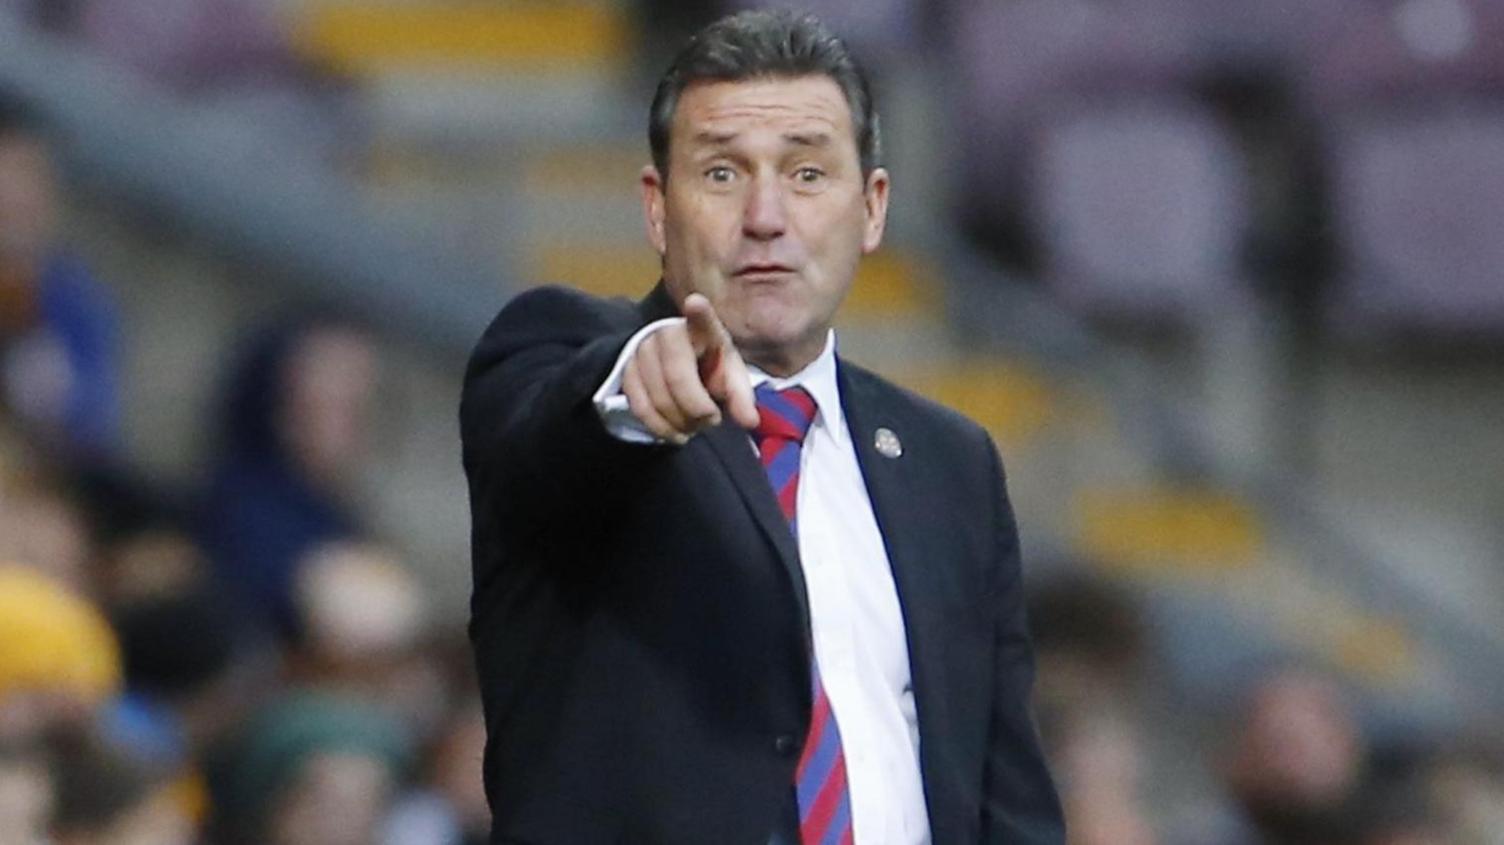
top-left (640, 164), bottom-right (667, 256)
top-left (861, 167), bottom-right (891, 254)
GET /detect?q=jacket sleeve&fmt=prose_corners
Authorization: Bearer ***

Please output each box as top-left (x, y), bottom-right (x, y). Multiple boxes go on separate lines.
top-left (459, 286), bottom-right (674, 525)
top-left (978, 435), bottom-right (1066, 843)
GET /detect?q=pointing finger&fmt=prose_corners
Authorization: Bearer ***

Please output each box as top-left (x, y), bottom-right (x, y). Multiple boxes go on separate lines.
top-left (717, 343), bottom-right (760, 430)
top-left (682, 293), bottom-right (728, 359)
top-left (656, 325), bottom-right (722, 428)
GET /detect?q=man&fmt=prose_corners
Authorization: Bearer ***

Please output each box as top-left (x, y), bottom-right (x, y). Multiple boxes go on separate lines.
top-left (461, 10), bottom-right (1062, 844)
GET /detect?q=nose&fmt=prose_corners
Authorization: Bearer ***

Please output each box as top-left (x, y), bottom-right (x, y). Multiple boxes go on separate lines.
top-left (742, 173), bottom-right (787, 240)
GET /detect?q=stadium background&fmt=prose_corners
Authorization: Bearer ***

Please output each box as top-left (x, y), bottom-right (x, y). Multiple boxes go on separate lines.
top-left (0, 0), bottom-right (1501, 842)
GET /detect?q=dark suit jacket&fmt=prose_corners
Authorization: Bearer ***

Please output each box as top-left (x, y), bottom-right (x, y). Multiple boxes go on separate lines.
top-left (460, 284), bottom-right (1063, 844)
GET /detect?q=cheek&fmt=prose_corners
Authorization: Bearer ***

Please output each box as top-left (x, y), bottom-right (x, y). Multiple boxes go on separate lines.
top-left (684, 198), bottom-right (740, 256)
top-left (806, 218), bottom-right (866, 288)
top-left (665, 203), bottom-right (740, 282)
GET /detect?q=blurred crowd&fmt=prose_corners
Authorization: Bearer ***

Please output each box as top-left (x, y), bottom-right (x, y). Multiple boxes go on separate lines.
top-left (1, 0), bottom-right (1502, 843)
top-left (0, 98), bottom-right (489, 844)
top-left (1026, 573), bottom-right (1504, 845)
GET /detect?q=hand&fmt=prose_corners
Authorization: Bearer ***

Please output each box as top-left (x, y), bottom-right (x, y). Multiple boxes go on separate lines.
top-left (621, 293), bottom-right (759, 443)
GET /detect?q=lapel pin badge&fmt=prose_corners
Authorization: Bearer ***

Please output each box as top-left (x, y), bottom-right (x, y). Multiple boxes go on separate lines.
top-left (874, 427), bottom-right (903, 459)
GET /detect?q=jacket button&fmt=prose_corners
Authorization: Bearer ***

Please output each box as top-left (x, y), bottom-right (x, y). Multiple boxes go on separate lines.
top-left (774, 734), bottom-right (799, 757)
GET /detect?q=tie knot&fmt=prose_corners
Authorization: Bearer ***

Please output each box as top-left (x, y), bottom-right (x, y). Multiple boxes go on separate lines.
top-left (753, 384), bottom-right (817, 445)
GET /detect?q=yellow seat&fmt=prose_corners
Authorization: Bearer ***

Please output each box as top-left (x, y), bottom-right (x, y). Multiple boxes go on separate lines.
top-left (532, 246), bottom-right (660, 300)
top-left (524, 147), bottom-right (648, 195)
top-left (290, 3), bottom-right (630, 74)
top-left (1074, 487), bottom-right (1264, 574)
top-left (842, 252), bottom-right (938, 320)
top-left (897, 361), bottom-right (1060, 448)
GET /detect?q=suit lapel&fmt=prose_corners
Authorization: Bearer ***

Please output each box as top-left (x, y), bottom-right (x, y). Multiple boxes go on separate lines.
top-left (700, 424), bottom-right (811, 629)
top-left (636, 282), bottom-right (812, 637)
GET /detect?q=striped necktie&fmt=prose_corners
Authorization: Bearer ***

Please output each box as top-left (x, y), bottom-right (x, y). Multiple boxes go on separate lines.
top-left (752, 384), bottom-right (855, 845)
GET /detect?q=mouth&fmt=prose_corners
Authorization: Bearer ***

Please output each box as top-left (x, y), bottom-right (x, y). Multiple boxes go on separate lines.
top-left (733, 263), bottom-right (797, 278)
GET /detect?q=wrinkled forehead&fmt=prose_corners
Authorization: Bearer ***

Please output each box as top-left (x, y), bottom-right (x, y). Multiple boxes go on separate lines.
top-left (671, 75), bottom-right (856, 156)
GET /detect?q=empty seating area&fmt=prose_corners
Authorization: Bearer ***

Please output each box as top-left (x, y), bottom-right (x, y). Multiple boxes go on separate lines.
top-left (947, 0), bottom-right (1504, 343)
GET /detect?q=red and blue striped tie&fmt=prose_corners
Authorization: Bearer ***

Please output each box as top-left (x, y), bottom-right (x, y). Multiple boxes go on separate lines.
top-left (752, 384), bottom-right (855, 845)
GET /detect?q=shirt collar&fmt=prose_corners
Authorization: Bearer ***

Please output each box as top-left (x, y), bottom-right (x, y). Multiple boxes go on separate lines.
top-left (746, 330), bottom-right (843, 435)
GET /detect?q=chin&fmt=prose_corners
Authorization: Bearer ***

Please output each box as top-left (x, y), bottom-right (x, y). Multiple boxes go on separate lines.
top-left (730, 306), bottom-right (802, 344)
top-left (735, 322), bottom-right (825, 371)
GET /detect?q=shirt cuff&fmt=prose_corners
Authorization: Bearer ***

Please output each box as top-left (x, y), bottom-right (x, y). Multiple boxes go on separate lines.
top-left (592, 317), bottom-right (685, 443)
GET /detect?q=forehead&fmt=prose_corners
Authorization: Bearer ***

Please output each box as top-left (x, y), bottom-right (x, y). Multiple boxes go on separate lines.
top-left (672, 75), bottom-right (855, 150)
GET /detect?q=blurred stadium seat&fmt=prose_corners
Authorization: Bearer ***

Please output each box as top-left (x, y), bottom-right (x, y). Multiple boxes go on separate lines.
top-left (1300, 0), bottom-right (1504, 340)
top-left (1326, 107), bottom-right (1504, 339)
top-left (1027, 97), bottom-right (1252, 323)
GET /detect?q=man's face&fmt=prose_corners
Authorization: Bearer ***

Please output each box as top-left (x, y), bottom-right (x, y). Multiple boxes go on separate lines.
top-left (642, 75), bottom-right (889, 375)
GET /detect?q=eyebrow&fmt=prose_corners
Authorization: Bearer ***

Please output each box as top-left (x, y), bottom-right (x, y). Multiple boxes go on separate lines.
top-left (784, 132), bottom-right (832, 148)
top-left (694, 131), bottom-right (739, 146)
top-left (690, 131), bottom-right (835, 148)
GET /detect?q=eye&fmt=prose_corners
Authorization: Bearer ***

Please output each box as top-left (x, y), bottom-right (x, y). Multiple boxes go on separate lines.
top-left (705, 165), bottom-right (736, 184)
top-left (794, 166), bottom-right (826, 184)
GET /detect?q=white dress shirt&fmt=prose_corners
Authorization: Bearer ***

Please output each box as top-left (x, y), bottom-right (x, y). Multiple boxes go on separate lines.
top-left (594, 320), bottom-right (932, 845)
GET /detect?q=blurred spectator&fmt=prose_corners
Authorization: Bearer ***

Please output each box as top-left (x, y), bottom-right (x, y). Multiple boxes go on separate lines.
top-left (105, 586), bottom-right (268, 769)
top-left (382, 697), bottom-right (489, 845)
top-left (1051, 706), bottom-right (1160, 845)
top-left (1426, 746), bottom-right (1504, 843)
top-left (50, 734), bottom-right (196, 845)
top-left (286, 541), bottom-right (450, 741)
top-left (1028, 573), bottom-right (1161, 844)
top-left (1029, 571), bottom-right (1149, 705)
top-left (0, 565), bottom-right (120, 743)
top-left (0, 739), bottom-right (53, 845)
top-left (1345, 783), bottom-right (1451, 845)
top-left (0, 412), bottom-right (35, 480)
top-left (1218, 667), bottom-right (1368, 844)
top-left (0, 473), bottom-right (91, 593)
top-left (93, 510), bottom-right (203, 611)
top-left (67, 463), bottom-right (215, 610)
top-left (0, 96), bottom-right (121, 459)
top-left (200, 314), bottom-right (378, 638)
top-left (290, 541), bottom-right (424, 685)
top-left (209, 691), bottom-right (411, 845)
